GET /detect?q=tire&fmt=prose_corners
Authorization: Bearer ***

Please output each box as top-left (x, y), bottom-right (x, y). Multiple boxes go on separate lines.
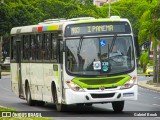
top-left (26, 83), bottom-right (35, 106)
top-left (36, 101), bottom-right (45, 106)
top-left (55, 92), bottom-right (66, 112)
top-left (85, 103), bottom-right (93, 106)
top-left (112, 101), bottom-right (124, 112)
top-left (52, 85), bottom-right (65, 112)
top-left (76, 103), bottom-right (85, 107)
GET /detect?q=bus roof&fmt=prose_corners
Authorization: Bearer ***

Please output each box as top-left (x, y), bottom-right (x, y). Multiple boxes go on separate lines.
top-left (10, 16), bottom-right (130, 35)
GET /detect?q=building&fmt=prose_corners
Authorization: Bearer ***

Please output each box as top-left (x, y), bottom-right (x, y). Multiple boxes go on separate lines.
top-left (93, 0), bottom-right (119, 7)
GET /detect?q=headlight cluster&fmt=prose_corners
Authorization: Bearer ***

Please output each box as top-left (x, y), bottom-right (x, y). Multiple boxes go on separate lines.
top-left (66, 81), bottom-right (84, 92)
top-left (120, 76), bottom-right (136, 89)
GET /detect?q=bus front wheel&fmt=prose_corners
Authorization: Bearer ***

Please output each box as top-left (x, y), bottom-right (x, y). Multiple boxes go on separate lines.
top-left (26, 83), bottom-right (35, 106)
top-left (52, 84), bottom-right (65, 112)
top-left (55, 92), bottom-right (66, 112)
top-left (112, 101), bottom-right (124, 112)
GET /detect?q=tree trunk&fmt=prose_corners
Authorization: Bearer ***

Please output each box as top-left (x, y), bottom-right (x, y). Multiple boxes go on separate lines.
top-left (153, 44), bottom-right (157, 83)
top-left (158, 47), bottom-right (160, 83)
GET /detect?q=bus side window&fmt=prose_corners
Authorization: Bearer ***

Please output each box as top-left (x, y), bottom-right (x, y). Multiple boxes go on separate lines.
top-left (37, 34), bottom-right (43, 60)
top-left (42, 34), bottom-right (45, 58)
top-left (44, 33), bottom-right (51, 60)
top-left (51, 33), bottom-right (58, 63)
top-left (23, 35), bottom-right (30, 60)
top-left (35, 35), bottom-right (38, 60)
top-left (30, 35), bottom-right (36, 61)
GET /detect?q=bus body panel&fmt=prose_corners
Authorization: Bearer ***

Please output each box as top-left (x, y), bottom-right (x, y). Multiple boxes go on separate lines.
top-left (29, 63), bottom-right (44, 101)
top-left (11, 62), bottom-right (63, 103)
top-left (63, 69), bottom-right (138, 104)
top-left (64, 85), bottom-right (138, 104)
top-left (11, 63), bottom-right (19, 96)
top-left (42, 63), bottom-right (62, 103)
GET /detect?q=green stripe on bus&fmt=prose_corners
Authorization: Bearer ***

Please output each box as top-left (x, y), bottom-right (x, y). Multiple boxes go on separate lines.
top-left (75, 19), bottom-right (120, 24)
top-left (55, 71), bottom-right (59, 76)
top-left (72, 75), bottom-right (131, 88)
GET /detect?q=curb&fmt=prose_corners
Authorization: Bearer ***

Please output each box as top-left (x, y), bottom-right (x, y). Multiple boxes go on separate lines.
top-left (0, 105), bottom-right (8, 109)
top-left (138, 80), bottom-right (160, 92)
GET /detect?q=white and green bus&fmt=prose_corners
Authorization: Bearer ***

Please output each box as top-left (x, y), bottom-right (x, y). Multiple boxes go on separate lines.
top-left (10, 16), bottom-right (137, 112)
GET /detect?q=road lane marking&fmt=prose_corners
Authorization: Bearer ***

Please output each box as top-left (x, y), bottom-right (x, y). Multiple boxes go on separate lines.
top-left (155, 117), bottom-right (160, 119)
top-left (153, 97), bottom-right (160, 99)
top-left (152, 104), bottom-right (160, 107)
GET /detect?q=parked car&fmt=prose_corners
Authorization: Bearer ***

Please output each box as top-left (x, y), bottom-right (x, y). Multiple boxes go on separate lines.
top-left (145, 66), bottom-right (153, 77)
top-left (4, 57), bottom-right (10, 65)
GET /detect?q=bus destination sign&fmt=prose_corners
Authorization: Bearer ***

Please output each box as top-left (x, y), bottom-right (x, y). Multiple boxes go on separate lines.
top-left (65, 22), bottom-right (131, 37)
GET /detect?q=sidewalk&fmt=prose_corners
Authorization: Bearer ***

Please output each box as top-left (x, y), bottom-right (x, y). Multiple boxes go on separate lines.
top-left (138, 80), bottom-right (160, 92)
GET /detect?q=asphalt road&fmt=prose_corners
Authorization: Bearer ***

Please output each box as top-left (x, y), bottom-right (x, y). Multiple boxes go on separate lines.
top-left (0, 75), bottom-right (160, 120)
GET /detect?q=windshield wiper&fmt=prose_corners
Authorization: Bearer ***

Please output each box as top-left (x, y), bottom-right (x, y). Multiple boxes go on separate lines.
top-left (77, 36), bottom-right (84, 70)
top-left (109, 34), bottom-right (117, 53)
top-left (77, 36), bottom-right (83, 55)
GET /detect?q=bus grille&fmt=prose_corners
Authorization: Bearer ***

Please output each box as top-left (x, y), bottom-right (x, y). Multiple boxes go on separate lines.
top-left (87, 86), bottom-right (118, 90)
top-left (79, 78), bottom-right (122, 85)
top-left (90, 93), bottom-right (115, 98)
top-left (72, 75), bottom-right (131, 89)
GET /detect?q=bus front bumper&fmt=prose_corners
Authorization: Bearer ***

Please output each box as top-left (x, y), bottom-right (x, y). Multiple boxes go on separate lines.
top-left (64, 85), bottom-right (138, 104)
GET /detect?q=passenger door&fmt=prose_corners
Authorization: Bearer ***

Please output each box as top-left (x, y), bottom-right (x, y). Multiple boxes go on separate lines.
top-left (16, 39), bottom-right (24, 98)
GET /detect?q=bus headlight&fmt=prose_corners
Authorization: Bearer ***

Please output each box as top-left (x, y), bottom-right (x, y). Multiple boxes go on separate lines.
top-left (120, 76), bottom-right (136, 89)
top-left (66, 81), bottom-right (84, 92)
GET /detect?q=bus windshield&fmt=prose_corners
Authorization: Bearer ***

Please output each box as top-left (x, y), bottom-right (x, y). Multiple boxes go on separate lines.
top-left (66, 36), bottom-right (135, 76)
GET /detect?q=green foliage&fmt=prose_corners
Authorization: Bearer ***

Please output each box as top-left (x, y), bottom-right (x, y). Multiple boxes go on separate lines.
top-left (138, 0), bottom-right (160, 44)
top-left (140, 51), bottom-right (153, 72)
top-left (0, 4), bottom-right (12, 35)
top-left (140, 51), bottom-right (149, 67)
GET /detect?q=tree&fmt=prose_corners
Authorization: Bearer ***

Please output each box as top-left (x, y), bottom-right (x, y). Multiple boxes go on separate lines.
top-left (138, 0), bottom-right (160, 83)
top-left (0, 3), bottom-right (12, 35)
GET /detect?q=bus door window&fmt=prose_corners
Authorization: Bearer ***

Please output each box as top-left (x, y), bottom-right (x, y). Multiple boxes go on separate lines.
top-left (11, 36), bottom-right (17, 60)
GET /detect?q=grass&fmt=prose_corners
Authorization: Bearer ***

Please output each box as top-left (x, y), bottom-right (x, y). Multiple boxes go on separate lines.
top-left (0, 107), bottom-right (15, 112)
top-left (0, 107), bottom-right (52, 120)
